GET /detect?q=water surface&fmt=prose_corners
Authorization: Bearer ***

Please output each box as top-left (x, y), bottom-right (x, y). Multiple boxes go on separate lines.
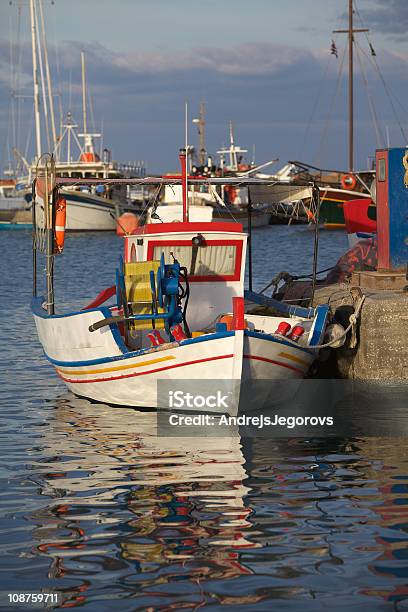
top-left (1, 227), bottom-right (407, 610)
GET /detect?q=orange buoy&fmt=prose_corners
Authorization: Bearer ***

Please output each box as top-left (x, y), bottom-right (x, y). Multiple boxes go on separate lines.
top-left (341, 174), bottom-right (357, 190)
top-left (219, 314), bottom-right (234, 331)
top-left (219, 313), bottom-right (250, 331)
top-left (54, 196), bottom-right (66, 253)
top-left (116, 212), bottom-right (140, 236)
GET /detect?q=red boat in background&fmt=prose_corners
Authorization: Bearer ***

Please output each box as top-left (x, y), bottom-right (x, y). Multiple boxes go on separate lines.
top-left (343, 198), bottom-right (377, 246)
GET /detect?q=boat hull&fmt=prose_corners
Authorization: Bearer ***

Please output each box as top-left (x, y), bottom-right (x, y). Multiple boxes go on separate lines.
top-left (62, 191), bottom-right (118, 231)
top-left (32, 297), bottom-right (315, 412)
top-left (19, 190), bottom-right (126, 231)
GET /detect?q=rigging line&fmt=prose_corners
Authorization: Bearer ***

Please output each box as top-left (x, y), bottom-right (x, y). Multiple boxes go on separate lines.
top-left (354, 41), bottom-right (384, 148)
top-left (297, 48), bottom-right (332, 160)
top-left (354, 2), bottom-right (408, 137)
top-left (361, 44), bottom-right (408, 143)
top-left (315, 43), bottom-right (347, 168)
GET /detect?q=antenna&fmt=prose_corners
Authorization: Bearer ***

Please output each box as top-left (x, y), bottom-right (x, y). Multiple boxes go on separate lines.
top-left (185, 102), bottom-right (189, 221)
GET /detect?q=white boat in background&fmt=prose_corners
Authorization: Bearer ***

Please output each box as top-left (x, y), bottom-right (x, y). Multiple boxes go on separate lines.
top-left (146, 181), bottom-right (214, 224)
top-left (31, 155), bottom-right (336, 412)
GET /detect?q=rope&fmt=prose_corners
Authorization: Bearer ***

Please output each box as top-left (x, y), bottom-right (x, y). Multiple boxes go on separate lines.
top-left (354, 41), bottom-right (384, 149)
top-left (308, 294), bottom-right (366, 350)
top-left (298, 51), bottom-right (332, 160)
top-left (353, 4), bottom-right (408, 142)
top-left (316, 43), bottom-right (347, 167)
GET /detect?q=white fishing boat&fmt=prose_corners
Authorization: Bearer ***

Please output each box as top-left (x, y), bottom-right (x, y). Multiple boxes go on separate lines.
top-left (31, 155), bottom-right (334, 413)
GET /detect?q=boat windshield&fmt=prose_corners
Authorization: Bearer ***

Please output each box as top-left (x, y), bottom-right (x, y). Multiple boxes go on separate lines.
top-left (149, 241), bottom-right (242, 281)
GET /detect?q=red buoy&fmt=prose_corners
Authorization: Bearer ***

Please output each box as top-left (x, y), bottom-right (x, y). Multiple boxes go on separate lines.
top-left (116, 212), bottom-right (139, 236)
top-left (288, 325), bottom-right (305, 342)
top-left (274, 321), bottom-right (291, 336)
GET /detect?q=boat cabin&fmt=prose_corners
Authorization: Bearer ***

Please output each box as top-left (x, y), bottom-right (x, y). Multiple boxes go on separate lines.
top-left (123, 221), bottom-right (246, 342)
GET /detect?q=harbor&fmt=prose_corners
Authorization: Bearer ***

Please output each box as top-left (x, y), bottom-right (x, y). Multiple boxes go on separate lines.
top-left (1, 0), bottom-right (408, 609)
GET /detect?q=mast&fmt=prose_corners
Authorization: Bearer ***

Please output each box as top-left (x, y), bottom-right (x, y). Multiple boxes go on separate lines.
top-left (348, 0), bottom-right (353, 171)
top-left (179, 149), bottom-right (188, 222)
top-left (38, 0), bottom-right (57, 157)
top-left (192, 101), bottom-right (206, 166)
top-left (29, 0), bottom-right (42, 161)
top-left (81, 50), bottom-right (87, 139)
top-left (34, 0), bottom-right (50, 152)
top-left (78, 51), bottom-right (100, 157)
top-left (229, 122), bottom-right (237, 170)
top-left (333, 0), bottom-right (368, 172)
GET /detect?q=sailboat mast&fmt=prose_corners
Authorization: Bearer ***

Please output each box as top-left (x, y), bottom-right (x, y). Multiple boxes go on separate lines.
top-left (81, 50), bottom-right (87, 140)
top-left (29, 0), bottom-right (41, 161)
top-left (38, 0), bottom-right (57, 158)
top-left (348, 0), bottom-right (354, 172)
top-left (333, 0), bottom-right (368, 172)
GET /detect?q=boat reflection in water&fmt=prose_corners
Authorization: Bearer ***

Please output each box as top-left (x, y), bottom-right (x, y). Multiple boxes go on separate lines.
top-left (30, 394), bottom-right (260, 609)
top-left (26, 395), bottom-right (408, 609)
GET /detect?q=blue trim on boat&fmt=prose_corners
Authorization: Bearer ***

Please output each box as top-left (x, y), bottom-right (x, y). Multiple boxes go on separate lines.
top-left (244, 290), bottom-right (315, 319)
top-left (244, 330), bottom-right (314, 355)
top-left (179, 331), bottom-right (235, 346)
top-left (309, 304), bottom-right (329, 346)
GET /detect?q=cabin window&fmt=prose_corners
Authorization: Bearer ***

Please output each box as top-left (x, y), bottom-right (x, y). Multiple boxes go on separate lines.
top-left (147, 240), bottom-right (243, 281)
top-left (378, 158), bottom-right (386, 182)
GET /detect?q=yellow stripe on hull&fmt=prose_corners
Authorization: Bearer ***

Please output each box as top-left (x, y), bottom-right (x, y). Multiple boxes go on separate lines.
top-left (278, 351), bottom-right (311, 367)
top-left (57, 354), bottom-right (176, 376)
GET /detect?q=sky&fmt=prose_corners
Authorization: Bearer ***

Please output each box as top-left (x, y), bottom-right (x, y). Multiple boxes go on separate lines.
top-left (0, 0), bottom-right (407, 173)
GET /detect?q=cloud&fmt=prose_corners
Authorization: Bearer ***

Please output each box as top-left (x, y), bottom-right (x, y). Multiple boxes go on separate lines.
top-left (1, 36), bottom-right (407, 173)
top-left (359, 0), bottom-right (408, 37)
top-left (55, 40), bottom-right (314, 79)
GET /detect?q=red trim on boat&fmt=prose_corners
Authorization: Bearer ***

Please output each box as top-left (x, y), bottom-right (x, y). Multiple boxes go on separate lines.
top-left (57, 353), bottom-right (234, 384)
top-left (130, 221), bottom-right (244, 235)
top-left (243, 354), bottom-right (305, 374)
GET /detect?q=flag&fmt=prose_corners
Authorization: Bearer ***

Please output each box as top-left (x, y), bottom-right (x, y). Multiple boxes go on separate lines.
top-left (330, 40), bottom-right (338, 58)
